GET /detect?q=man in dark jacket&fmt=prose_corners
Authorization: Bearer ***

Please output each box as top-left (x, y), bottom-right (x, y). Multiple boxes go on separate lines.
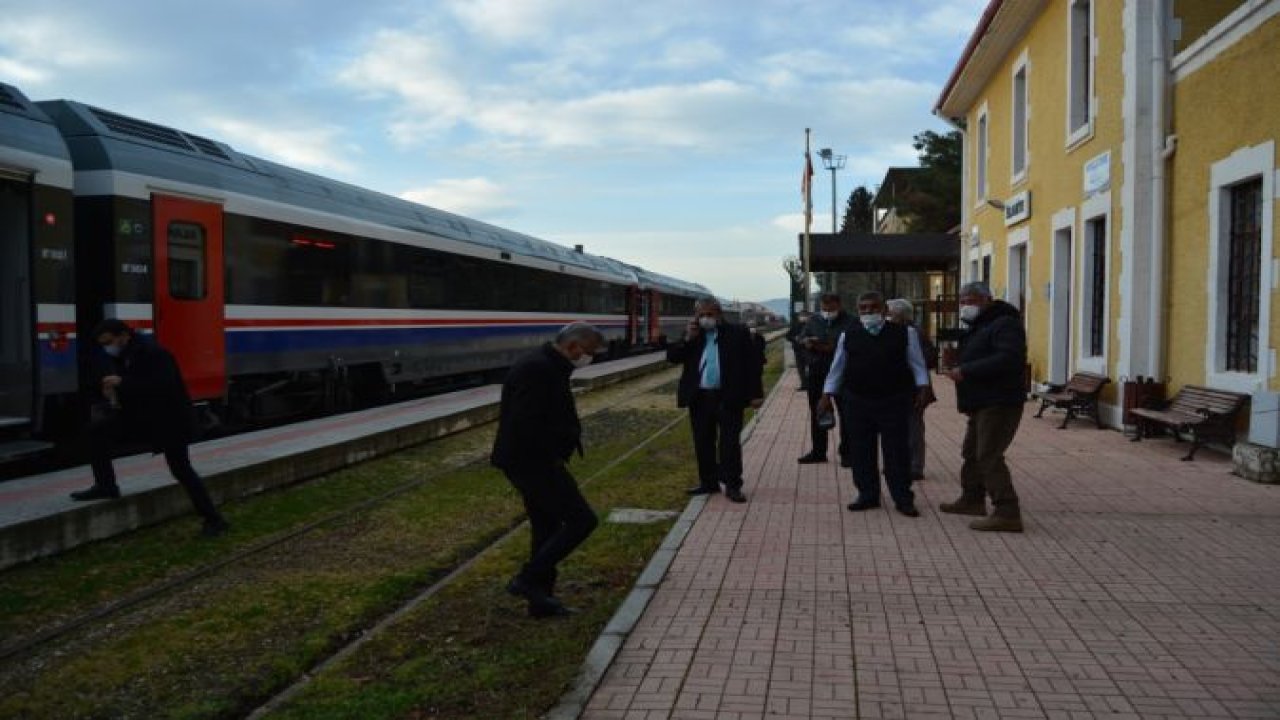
top-left (940, 282), bottom-right (1028, 532)
top-left (668, 298), bottom-right (765, 503)
top-left (491, 322), bottom-right (604, 617)
top-left (71, 319), bottom-right (229, 537)
top-left (796, 293), bottom-right (856, 465)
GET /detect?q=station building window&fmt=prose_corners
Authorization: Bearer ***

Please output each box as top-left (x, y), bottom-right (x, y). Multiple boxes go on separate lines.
top-left (1011, 52), bottom-right (1029, 182)
top-left (1067, 0), bottom-right (1094, 145)
top-left (1207, 141), bottom-right (1275, 392)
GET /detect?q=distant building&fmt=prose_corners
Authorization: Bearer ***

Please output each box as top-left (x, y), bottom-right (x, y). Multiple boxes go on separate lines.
top-left (935, 0), bottom-right (1280, 436)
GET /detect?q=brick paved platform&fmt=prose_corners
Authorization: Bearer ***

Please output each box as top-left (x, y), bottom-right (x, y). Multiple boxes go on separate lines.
top-left (583, 367), bottom-right (1280, 719)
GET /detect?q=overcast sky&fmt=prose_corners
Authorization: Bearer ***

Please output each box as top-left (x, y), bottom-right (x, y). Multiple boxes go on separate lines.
top-left (1, 0), bottom-right (982, 302)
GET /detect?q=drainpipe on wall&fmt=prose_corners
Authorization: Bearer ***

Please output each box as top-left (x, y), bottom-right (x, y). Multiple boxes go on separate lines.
top-left (1148, 0), bottom-right (1172, 380)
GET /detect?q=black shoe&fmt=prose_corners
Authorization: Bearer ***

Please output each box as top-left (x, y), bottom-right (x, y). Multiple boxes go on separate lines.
top-left (846, 499), bottom-right (881, 511)
top-left (896, 505), bottom-right (921, 517)
top-left (686, 485), bottom-right (720, 496)
top-left (70, 485), bottom-right (121, 501)
top-left (725, 487), bottom-right (747, 503)
top-left (797, 453), bottom-right (827, 464)
top-left (201, 519), bottom-right (230, 537)
top-left (840, 457), bottom-right (851, 468)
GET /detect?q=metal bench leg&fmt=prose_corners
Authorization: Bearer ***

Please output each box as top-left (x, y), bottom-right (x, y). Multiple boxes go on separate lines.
top-left (1035, 400), bottom-right (1049, 418)
top-left (1058, 409), bottom-right (1072, 429)
top-left (1182, 441), bottom-right (1200, 461)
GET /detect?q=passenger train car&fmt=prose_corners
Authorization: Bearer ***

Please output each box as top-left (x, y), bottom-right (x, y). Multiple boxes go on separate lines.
top-left (0, 83), bottom-right (717, 453)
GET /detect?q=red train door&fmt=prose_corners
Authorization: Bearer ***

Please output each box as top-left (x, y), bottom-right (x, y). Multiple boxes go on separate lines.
top-left (151, 195), bottom-right (225, 400)
top-left (647, 290), bottom-right (661, 343)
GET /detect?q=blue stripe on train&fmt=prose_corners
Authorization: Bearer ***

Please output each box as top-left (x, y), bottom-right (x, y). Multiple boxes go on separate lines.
top-left (224, 323), bottom-right (611, 354)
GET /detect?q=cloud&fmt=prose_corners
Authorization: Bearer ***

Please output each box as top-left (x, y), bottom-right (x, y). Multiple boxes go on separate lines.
top-left (202, 116), bottom-right (358, 175)
top-left (0, 14), bottom-right (135, 90)
top-left (399, 177), bottom-right (518, 217)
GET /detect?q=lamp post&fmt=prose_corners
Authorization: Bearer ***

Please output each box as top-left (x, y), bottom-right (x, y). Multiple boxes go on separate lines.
top-left (817, 147), bottom-right (845, 293)
top-left (817, 148), bottom-right (846, 234)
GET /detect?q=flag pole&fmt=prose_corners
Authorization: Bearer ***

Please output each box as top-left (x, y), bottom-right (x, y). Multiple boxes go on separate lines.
top-left (803, 128), bottom-right (813, 311)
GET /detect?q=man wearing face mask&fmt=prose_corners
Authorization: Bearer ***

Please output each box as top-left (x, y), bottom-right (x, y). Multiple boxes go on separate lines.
top-left (940, 282), bottom-right (1028, 532)
top-left (71, 319), bottom-right (229, 538)
top-left (796, 294), bottom-right (855, 465)
top-left (492, 322), bottom-right (605, 617)
top-left (668, 297), bottom-right (765, 503)
top-left (816, 291), bottom-right (932, 517)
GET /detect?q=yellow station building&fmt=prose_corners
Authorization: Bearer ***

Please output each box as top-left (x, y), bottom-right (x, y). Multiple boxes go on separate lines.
top-left (935, 0), bottom-right (1280, 458)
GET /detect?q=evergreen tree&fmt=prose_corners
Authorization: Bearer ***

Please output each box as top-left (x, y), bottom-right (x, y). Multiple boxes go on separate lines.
top-left (897, 129), bottom-right (962, 232)
top-left (841, 186), bottom-right (875, 234)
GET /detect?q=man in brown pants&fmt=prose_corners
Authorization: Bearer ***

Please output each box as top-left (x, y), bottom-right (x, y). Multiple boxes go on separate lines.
top-left (941, 282), bottom-right (1028, 532)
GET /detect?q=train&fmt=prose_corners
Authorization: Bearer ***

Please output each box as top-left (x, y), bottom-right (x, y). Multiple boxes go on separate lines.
top-left (0, 82), bottom-right (727, 459)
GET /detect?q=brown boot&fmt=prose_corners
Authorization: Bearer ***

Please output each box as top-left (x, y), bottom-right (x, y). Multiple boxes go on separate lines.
top-left (939, 497), bottom-right (986, 516)
top-left (969, 513), bottom-right (1023, 532)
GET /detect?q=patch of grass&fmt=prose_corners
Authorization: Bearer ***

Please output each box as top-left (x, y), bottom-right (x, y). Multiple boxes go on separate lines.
top-left (265, 428), bottom-right (695, 720)
top-left (0, 405), bottom-right (685, 719)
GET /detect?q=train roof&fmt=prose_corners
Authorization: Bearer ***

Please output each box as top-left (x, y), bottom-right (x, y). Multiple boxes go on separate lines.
top-left (0, 84), bottom-right (73, 189)
top-left (623, 264), bottom-right (711, 297)
top-left (32, 98), bottom-right (637, 283)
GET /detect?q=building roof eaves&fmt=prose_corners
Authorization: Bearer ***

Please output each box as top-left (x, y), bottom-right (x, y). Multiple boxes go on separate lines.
top-left (933, 0), bottom-right (1048, 120)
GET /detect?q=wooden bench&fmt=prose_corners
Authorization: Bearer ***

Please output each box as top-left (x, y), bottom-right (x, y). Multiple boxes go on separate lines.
top-left (1034, 372), bottom-right (1110, 429)
top-left (1129, 384), bottom-right (1250, 461)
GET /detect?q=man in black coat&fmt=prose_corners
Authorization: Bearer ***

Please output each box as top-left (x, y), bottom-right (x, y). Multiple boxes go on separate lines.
top-left (667, 298), bottom-right (765, 503)
top-left (940, 282), bottom-right (1028, 532)
top-left (71, 319), bottom-right (229, 537)
top-left (491, 322), bottom-right (604, 617)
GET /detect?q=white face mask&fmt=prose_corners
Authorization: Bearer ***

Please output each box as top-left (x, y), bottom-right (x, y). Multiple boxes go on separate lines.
top-left (860, 313), bottom-right (884, 334)
top-left (698, 316), bottom-right (718, 331)
top-left (959, 305), bottom-right (981, 323)
top-left (102, 343), bottom-right (122, 358)
top-left (572, 353), bottom-right (594, 369)
top-left (820, 310), bottom-right (837, 320)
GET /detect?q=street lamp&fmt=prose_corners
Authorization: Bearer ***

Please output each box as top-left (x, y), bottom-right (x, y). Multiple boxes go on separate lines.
top-left (817, 148), bottom-right (846, 234)
top-left (817, 148), bottom-right (846, 294)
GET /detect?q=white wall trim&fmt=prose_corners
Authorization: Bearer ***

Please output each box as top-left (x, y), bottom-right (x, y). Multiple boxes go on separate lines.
top-left (1173, 0), bottom-right (1280, 82)
top-left (1006, 226), bottom-right (1031, 312)
top-left (974, 101), bottom-right (991, 205)
top-left (1010, 48), bottom-right (1031, 186)
top-left (1065, 0), bottom-right (1098, 149)
top-left (1205, 140), bottom-right (1276, 393)
top-left (1076, 191), bottom-right (1112, 374)
top-left (1049, 208), bottom-right (1078, 383)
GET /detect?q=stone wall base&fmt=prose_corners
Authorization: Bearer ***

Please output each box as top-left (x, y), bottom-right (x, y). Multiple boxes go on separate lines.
top-left (1232, 442), bottom-right (1280, 484)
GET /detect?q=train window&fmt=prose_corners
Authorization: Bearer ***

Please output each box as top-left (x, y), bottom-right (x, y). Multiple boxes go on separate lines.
top-left (167, 222), bottom-right (206, 300)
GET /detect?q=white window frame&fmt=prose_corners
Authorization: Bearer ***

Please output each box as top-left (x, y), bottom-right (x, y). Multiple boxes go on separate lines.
top-left (1076, 191), bottom-right (1110, 373)
top-left (1049, 207), bottom-right (1077, 384)
top-left (1006, 226), bottom-right (1030, 313)
top-left (1011, 50), bottom-right (1030, 185)
top-left (1206, 140), bottom-right (1276, 393)
top-left (1066, 0), bottom-right (1096, 148)
top-left (974, 102), bottom-right (990, 205)
top-left (981, 242), bottom-right (994, 286)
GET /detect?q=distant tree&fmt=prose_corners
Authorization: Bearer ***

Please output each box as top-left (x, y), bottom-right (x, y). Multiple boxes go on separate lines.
top-left (896, 129), bottom-right (962, 232)
top-left (841, 186), bottom-right (875, 234)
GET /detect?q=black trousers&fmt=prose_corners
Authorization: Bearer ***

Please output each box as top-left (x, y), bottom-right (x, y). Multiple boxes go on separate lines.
top-left (844, 391), bottom-right (915, 508)
top-left (504, 462), bottom-right (599, 594)
top-left (86, 416), bottom-right (223, 523)
top-left (689, 389), bottom-right (745, 490)
top-left (805, 366), bottom-right (846, 459)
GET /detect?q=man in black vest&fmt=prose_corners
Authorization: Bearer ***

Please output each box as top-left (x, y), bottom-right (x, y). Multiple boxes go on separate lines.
top-left (817, 291), bottom-right (932, 516)
top-left (668, 297), bottom-right (765, 503)
top-left (796, 293), bottom-right (856, 465)
top-left (491, 322), bottom-right (604, 617)
top-left (71, 319), bottom-right (229, 538)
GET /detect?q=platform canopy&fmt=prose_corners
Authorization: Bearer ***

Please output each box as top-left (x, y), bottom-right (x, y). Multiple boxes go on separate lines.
top-left (799, 232), bottom-right (959, 272)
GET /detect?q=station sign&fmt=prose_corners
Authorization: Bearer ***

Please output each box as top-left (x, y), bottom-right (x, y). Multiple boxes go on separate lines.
top-left (1084, 151), bottom-right (1111, 197)
top-left (1003, 190), bottom-right (1031, 227)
